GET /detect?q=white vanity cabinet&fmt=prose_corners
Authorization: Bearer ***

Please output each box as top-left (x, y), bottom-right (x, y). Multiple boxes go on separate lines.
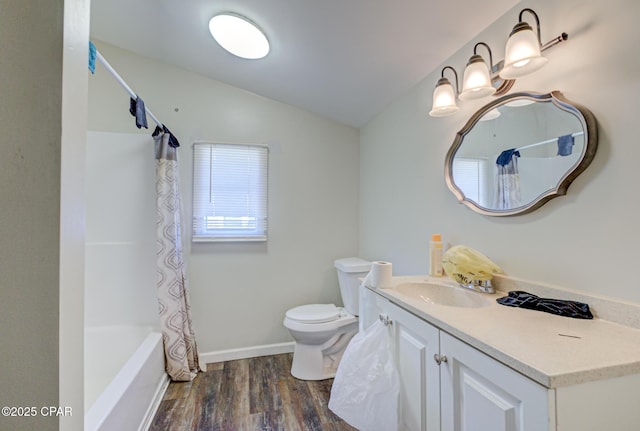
top-left (439, 331), bottom-right (551, 431)
top-left (361, 285), bottom-right (552, 431)
top-left (386, 297), bottom-right (441, 431)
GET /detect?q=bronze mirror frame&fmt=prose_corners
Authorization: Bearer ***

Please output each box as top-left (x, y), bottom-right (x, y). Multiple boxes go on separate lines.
top-left (444, 91), bottom-right (598, 216)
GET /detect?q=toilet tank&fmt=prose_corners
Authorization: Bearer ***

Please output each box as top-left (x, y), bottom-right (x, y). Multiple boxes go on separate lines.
top-left (334, 258), bottom-right (371, 316)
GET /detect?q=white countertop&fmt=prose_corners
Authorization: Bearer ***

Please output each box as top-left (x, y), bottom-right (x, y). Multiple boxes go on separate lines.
top-left (370, 275), bottom-right (640, 388)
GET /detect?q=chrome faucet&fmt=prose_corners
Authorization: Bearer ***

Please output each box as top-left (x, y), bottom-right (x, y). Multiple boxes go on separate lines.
top-left (458, 279), bottom-right (495, 294)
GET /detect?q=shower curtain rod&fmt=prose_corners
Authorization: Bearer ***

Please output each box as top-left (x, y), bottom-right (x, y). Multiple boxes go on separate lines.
top-left (516, 131), bottom-right (584, 151)
top-left (95, 49), bottom-right (163, 128)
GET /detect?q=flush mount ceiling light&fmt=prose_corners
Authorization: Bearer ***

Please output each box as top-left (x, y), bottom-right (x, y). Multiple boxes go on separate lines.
top-left (208, 13), bottom-right (270, 59)
top-left (429, 7), bottom-right (568, 118)
top-left (505, 98), bottom-right (536, 107)
top-left (478, 108), bottom-right (501, 121)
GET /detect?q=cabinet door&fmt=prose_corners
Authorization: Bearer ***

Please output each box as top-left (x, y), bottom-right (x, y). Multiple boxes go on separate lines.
top-left (387, 302), bottom-right (441, 431)
top-left (440, 332), bottom-right (552, 431)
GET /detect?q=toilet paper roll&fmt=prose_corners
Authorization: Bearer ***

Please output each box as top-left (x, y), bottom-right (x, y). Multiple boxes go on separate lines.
top-left (363, 261), bottom-right (393, 289)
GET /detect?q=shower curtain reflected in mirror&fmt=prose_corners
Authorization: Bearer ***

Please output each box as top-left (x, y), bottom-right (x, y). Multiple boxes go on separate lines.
top-left (493, 149), bottom-right (522, 210)
top-left (154, 131), bottom-right (201, 381)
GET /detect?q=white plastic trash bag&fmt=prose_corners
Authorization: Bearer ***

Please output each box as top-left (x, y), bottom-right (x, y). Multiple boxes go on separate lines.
top-left (328, 319), bottom-right (399, 431)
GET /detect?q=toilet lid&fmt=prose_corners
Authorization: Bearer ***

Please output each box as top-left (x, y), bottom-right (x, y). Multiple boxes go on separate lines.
top-left (286, 304), bottom-right (340, 323)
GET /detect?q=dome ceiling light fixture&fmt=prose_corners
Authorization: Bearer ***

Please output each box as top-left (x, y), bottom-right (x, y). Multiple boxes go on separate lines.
top-left (208, 13), bottom-right (270, 59)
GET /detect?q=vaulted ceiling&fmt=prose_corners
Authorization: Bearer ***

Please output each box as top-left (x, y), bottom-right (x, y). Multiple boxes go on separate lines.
top-left (91, 0), bottom-right (519, 127)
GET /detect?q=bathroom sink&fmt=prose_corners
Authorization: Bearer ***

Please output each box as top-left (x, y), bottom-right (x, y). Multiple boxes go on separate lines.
top-left (393, 282), bottom-right (492, 308)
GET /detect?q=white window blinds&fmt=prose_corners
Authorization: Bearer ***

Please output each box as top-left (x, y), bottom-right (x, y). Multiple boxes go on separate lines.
top-left (452, 157), bottom-right (489, 205)
top-left (192, 142), bottom-right (268, 242)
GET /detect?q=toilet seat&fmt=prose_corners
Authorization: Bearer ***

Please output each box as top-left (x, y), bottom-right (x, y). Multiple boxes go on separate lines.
top-left (286, 304), bottom-right (341, 324)
top-left (283, 305), bottom-right (356, 334)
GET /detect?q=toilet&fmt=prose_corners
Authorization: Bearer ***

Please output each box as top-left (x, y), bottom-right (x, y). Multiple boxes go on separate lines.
top-left (283, 257), bottom-right (371, 380)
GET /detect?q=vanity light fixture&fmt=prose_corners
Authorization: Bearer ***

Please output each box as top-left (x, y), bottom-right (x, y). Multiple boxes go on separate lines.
top-left (460, 42), bottom-right (497, 100)
top-left (429, 66), bottom-right (460, 117)
top-left (208, 13), bottom-right (270, 59)
top-left (500, 8), bottom-right (548, 79)
top-left (429, 7), bottom-right (568, 118)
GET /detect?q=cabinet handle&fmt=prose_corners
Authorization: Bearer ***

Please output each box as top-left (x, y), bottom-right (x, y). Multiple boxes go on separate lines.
top-left (379, 314), bottom-right (392, 326)
top-left (434, 353), bottom-right (448, 365)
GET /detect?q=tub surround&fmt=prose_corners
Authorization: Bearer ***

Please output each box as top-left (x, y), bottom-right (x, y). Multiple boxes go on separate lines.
top-left (370, 275), bottom-right (640, 388)
top-left (84, 327), bottom-right (168, 431)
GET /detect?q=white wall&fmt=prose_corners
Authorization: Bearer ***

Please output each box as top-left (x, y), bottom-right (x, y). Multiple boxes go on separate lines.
top-left (1, 1), bottom-right (72, 430)
top-left (360, 0), bottom-right (640, 304)
top-left (85, 132), bottom-right (159, 328)
top-left (88, 42), bottom-right (360, 354)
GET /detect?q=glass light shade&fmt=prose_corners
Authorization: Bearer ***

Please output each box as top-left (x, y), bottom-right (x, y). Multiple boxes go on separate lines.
top-left (209, 13), bottom-right (270, 59)
top-left (505, 98), bottom-right (535, 107)
top-left (479, 108), bottom-right (501, 121)
top-left (500, 24), bottom-right (547, 79)
top-left (459, 56), bottom-right (496, 100)
top-left (429, 78), bottom-right (459, 117)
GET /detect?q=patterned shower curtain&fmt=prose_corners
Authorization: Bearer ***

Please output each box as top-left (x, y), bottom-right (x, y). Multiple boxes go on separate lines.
top-left (493, 149), bottom-right (522, 210)
top-left (154, 131), bottom-right (201, 381)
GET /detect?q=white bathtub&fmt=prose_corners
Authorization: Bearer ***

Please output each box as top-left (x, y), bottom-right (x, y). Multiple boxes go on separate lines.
top-left (84, 325), bottom-right (169, 431)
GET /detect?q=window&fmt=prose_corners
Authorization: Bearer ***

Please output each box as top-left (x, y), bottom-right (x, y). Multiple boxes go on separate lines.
top-left (192, 142), bottom-right (268, 242)
top-left (452, 157), bottom-right (489, 206)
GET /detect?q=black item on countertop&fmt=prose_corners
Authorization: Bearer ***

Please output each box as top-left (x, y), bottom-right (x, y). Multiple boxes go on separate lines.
top-left (497, 291), bottom-right (593, 319)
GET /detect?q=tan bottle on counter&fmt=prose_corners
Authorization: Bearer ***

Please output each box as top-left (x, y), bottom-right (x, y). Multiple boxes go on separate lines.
top-left (429, 234), bottom-right (443, 276)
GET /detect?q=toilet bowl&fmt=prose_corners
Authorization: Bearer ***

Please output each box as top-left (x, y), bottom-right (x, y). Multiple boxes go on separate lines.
top-left (283, 258), bottom-right (371, 380)
top-left (284, 304), bottom-right (358, 380)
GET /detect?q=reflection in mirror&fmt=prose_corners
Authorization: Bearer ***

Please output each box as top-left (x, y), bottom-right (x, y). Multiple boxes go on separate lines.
top-left (445, 91), bottom-right (597, 216)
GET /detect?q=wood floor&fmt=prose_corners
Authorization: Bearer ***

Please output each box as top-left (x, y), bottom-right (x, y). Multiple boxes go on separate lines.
top-left (149, 353), bottom-right (357, 431)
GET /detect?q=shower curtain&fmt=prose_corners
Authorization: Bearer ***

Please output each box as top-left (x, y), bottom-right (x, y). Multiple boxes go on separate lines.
top-left (493, 149), bottom-right (522, 210)
top-left (154, 131), bottom-right (201, 381)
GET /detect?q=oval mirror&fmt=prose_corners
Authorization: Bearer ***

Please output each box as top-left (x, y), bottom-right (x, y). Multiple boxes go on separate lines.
top-left (445, 91), bottom-right (598, 216)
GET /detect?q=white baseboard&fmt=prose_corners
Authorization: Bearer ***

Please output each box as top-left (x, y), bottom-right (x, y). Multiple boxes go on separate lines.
top-left (199, 341), bottom-right (295, 365)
